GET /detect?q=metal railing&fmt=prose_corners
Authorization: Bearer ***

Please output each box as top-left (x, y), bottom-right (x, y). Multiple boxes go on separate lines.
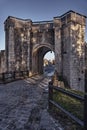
top-left (0, 70), bottom-right (29, 83)
top-left (48, 82), bottom-right (87, 130)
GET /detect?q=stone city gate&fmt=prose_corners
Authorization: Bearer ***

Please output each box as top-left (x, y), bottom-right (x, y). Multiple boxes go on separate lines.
top-left (1, 10), bottom-right (86, 91)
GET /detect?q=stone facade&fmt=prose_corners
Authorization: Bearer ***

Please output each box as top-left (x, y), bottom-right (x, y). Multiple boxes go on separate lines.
top-left (85, 43), bottom-right (87, 70)
top-left (54, 11), bottom-right (86, 92)
top-left (0, 10), bottom-right (86, 91)
top-left (0, 50), bottom-right (6, 73)
top-left (4, 16), bottom-right (54, 74)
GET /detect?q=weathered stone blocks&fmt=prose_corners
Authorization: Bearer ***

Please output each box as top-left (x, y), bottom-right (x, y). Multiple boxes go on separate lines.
top-left (0, 10), bottom-right (86, 91)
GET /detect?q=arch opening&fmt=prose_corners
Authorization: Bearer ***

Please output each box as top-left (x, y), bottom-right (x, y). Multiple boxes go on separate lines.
top-left (32, 45), bottom-right (55, 76)
top-left (43, 51), bottom-right (55, 76)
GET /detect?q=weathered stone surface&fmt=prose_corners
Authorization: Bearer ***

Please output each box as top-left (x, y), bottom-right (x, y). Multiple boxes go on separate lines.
top-left (0, 10), bottom-right (86, 91)
top-left (0, 50), bottom-right (6, 73)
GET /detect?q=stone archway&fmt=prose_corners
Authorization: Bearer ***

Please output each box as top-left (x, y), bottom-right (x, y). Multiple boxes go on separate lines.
top-left (32, 44), bottom-right (54, 75)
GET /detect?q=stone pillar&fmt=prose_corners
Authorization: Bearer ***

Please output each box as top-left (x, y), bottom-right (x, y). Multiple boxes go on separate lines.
top-left (21, 33), bottom-right (25, 71)
top-left (26, 28), bottom-right (31, 71)
top-left (4, 23), bottom-right (9, 72)
top-left (68, 12), bottom-right (86, 92)
top-left (32, 54), bottom-right (38, 74)
top-left (0, 50), bottom-right (6, 73)
top-left (8, 25), bottom-right (15, 72)
top-left (38, 52), bottom-right (43, 74)
top-left (26, 22), bottom-right (32, 76)
top-left (54, 18), bottom-right (62, 75)
top-left (61, 16), bottom-right (71, 85)
top-left (85, 44), bottom-right (87, 69)
top-left (5, 19), bottom-right (15, 72)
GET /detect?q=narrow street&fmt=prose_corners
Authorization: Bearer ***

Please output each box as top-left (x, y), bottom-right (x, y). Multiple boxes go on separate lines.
top-left (0, 75), bottom-right (63, 130)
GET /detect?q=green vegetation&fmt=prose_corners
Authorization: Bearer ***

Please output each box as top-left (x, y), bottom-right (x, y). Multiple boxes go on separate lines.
top-left (53, 90), bottom-right (84, 121)
top-left (49, 88), bottom-right (84, 130)
top-left (64, 88), bottom-right (85, 96)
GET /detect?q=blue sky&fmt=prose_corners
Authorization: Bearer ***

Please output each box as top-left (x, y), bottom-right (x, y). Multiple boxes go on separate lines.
top-left (0, 0), bottom-right (87, 52)
top-left (44, 51), bottom-right (55, 60)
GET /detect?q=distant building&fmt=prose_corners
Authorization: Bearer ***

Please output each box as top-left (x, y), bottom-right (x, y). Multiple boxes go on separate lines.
top-left (43, 59), bottom-right (49, 66)
top-left (43, 58), bottom-right (55, 66)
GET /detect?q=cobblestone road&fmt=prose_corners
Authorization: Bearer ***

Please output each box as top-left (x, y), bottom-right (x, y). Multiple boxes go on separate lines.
top-left (0, 75), bottom-right (63, 130)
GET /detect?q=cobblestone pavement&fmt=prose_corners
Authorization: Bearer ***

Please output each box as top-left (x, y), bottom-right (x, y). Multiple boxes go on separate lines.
top-left (0, 75), bottom-right (63, 130)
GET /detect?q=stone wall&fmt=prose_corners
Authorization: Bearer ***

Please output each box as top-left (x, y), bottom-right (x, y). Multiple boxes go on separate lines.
top-left (54, 11), bottom-right (86, 92)
top-left (54, 18), bottom-right (62, 75)
top-left (31, 23), bottom-right (54, 74)
top-left (4, 17), bottom-right (54, 74)
top-left (4, 10), bottom-right (86, 92)
top-left (85, 43), bottom-right (87, 70)
top-left (69, 13), bottom-right (86, 92)
top-left (61, 24), bottom-right (71, 85)
top-left (4, 17), bottom-right (32, 72)
top-left (0, 50), bottom-right (6, 73)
